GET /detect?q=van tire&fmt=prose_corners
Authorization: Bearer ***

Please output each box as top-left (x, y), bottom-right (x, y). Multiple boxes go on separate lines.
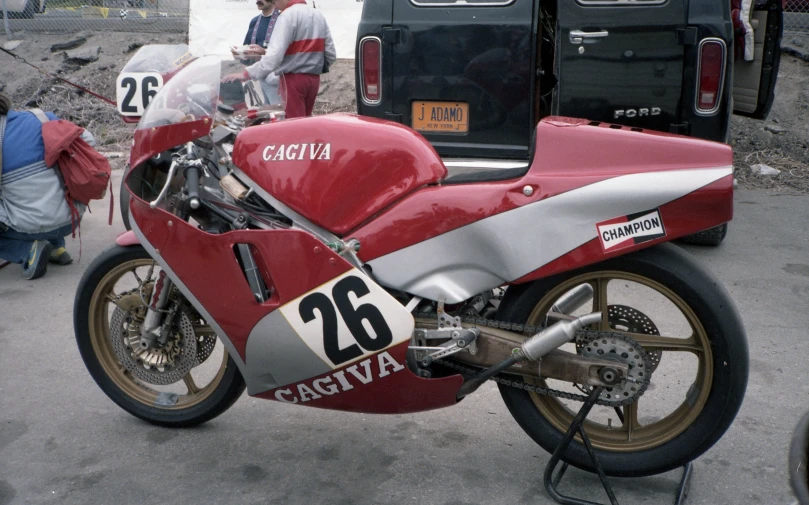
top-left (681, 223), bottom-right (727, 246)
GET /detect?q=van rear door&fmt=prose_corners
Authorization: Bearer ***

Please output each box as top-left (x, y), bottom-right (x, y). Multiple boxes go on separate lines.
top-left (555, 0), bottom-right (686, 132)
top-left (732, 0), bottom-right (783, 119)
top-left (386, 0), bottom-right (536, 160)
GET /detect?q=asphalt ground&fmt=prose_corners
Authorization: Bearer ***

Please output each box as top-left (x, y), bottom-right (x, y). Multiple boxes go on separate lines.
top-left (1, 170), bottom-right (808, 505)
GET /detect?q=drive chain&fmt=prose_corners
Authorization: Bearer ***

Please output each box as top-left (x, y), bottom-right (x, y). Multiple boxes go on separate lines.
top-left (414, 312), bottom-right (651, 407)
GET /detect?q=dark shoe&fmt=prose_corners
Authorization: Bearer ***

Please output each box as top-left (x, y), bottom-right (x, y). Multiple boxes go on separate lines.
top-left (21, 240), bottom-right (54, 280)
top-left (49, 247), bottom-right (73, 265)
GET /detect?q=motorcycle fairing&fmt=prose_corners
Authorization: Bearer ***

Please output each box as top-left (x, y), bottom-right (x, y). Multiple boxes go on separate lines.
top-left (517, 175), bottom-right (732, 282)
top-left (256, 340), bottom-right (463, 414)
top-left (351, 118), bottom-right (733, 263)
top-left (231, 114), bottom-right (447, 236)
top-left (245, 269), bottom-right (416, 390)
top-left (364, 166), bottom-right (731, 304)
top-left (130, 119), bottom-right (211, 169)
top-left (128, 196), bottom-right (462, 412)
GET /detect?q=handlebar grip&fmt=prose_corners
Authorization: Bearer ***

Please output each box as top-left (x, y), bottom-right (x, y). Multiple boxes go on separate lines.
top-left (185, 165), bottom-right (201, 210)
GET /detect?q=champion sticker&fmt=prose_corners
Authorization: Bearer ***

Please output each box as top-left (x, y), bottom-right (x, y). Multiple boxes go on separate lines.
top-left (596, 209), bottom-right (666, 252)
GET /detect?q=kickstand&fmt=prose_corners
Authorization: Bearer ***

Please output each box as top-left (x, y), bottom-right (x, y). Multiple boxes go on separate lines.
top-left (542, 387), bottom-right (694, 505)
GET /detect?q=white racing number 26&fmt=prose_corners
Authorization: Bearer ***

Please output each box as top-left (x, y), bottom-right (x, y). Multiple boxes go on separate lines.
top-left (116, 72), bottom-right (164, 116)
top-left (282, 271), bottom-right (414, 369)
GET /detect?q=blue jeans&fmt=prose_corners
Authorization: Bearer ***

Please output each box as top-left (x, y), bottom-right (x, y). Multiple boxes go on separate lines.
top-left (0, 224), bottom-right (72, 264)
top-left (260, 80), bottom-right (282, 106)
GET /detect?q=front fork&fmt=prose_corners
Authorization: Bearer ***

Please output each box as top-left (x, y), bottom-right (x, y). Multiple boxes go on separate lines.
top-left (139, 270), bottom-right (174, 350)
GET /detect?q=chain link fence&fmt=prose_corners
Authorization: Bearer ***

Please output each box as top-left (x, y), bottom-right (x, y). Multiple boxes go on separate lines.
top-left (785, 0), bottom-right (809, 32)
top-left (0, 0), bottom-right (188, 36)
top-left (0, 0), bottom-right (806, 36)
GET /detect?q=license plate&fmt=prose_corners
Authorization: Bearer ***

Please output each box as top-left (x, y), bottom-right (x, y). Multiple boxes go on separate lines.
top-left (411, 101), bottom-right (469, 133)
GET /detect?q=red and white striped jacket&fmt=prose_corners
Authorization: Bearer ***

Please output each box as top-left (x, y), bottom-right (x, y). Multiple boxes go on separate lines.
top-left (246, 0), bottom-right (336, 81)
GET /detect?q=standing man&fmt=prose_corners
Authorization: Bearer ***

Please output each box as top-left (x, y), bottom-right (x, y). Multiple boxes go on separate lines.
top-left (224, 0), bottom-right (336, 119)
top-left (231, 0), bottom-right (282, 104)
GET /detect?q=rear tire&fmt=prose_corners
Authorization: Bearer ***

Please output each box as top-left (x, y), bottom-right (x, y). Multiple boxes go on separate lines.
top-left (497, 243), bottom-right (748, 477)
top-left (74, 244), bottom-right (245, 427)
top-left (680, 223), bottom-right (728, 246)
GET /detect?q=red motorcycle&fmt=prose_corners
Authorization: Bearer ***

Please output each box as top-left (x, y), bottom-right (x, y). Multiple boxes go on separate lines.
top-left (74, 56), bottom-right (748, 479)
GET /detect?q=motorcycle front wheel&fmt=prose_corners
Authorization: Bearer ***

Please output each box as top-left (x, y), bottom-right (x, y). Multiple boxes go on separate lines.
top-left (497, 243), bottom-right (748, 477)
top-left (74, 244), bottom-right (245, 427)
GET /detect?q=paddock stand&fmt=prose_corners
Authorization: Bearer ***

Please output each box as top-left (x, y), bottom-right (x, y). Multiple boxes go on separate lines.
top-left (542, 387), bottom-right (693, 505)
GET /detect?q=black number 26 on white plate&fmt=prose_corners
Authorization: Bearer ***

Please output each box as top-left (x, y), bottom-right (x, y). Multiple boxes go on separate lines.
top-left (116, 72), bottom-right (164, 116)
top-left (281, 271), bottom-right (415, 369)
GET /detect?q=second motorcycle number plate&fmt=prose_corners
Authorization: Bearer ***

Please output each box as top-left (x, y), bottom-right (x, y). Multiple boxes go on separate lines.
top-left (279, 271), bottom-right (415, 369)
top-left (412, 101), bottom-right (469, 133)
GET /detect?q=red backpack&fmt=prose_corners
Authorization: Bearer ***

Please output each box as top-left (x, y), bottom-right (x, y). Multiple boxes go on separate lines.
top-left (30, 109), bottom-right (113, 230)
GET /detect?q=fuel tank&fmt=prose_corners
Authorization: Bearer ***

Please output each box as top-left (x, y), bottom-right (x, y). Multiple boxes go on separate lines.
top-left (231, 114), bottom-right (447, 235)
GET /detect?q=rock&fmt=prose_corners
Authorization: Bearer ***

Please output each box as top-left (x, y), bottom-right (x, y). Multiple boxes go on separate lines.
top-left (124, 41), bottom-right (145, 54)
top-left (65, 46), bottom-right (100, 64)
top-left (782, 44), bottom-right (809, 63)
top-left (750, 164), bottom-right (781, 176)
top-left (51, 38), bottom-right (87, 52)
top-left (3, 40), bottom-right (23, 51)
top-left (764, 124), bottom-right (788, 134)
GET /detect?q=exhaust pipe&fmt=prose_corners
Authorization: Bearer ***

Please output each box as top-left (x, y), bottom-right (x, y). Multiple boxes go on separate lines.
top-left (546, 284), bottom-right (594, 325)
top-left (550, 283), bottom-right (594, 315)
top-left (520, 312), bottom-right (602, 361)
top-left (457, 312), bottom-right (602, 399)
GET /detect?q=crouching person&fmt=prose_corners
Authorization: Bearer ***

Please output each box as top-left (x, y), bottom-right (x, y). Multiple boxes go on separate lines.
top-left (0, 92), bottom-right (98, 280)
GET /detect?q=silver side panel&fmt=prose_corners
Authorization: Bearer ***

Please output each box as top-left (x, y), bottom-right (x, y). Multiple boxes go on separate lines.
top-left (368, 167), bottom-right (732, 303)
top-left (243, 310), bottom-right (332, 395)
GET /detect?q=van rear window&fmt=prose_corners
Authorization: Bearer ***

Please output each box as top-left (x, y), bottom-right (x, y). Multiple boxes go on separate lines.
top-left (410, 0), bottom-right (516, 6)
top-left (576, 0), bottom-right (666, 4)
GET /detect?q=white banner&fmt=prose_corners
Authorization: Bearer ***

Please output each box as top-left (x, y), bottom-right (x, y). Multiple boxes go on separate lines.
top-left (188, 0), bottom-right (363, 60)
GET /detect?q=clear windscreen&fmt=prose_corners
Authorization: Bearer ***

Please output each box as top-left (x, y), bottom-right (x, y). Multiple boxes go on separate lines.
top-left (121, 44), bottom-right (195, 74)
top-left (137, 55), bottom-right (285, 131)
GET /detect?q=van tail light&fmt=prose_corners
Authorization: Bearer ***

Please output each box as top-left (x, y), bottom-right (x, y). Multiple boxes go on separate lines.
top-left (360, 37), bottom-right (382, 105)
top-left (695, 38), bottom-right (726, 114)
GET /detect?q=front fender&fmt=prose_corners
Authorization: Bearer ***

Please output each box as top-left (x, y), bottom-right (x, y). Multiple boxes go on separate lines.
top-left (116, 230), bottom-right (140, 247)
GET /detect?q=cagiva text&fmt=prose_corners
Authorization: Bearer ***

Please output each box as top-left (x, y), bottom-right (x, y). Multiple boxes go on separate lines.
top-left (274, 351), bottom-right (405, 404)
top-left (262, 143), bottom-right (332, 162)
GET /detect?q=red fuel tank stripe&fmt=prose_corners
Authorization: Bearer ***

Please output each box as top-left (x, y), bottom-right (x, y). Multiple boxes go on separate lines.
top-left (285, 38), bottom-right (325, 55)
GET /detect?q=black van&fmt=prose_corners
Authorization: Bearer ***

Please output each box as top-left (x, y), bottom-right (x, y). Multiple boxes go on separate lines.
top-left (354, 0), bottom-right (782, 244)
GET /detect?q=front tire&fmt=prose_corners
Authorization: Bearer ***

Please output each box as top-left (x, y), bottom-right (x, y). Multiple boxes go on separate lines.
top-left (74, 244), bottom-right (245, 427)
top-left (497, 243), bottom-right (747, 477)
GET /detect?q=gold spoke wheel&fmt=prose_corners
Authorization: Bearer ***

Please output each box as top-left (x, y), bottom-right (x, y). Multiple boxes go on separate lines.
top-left (87, 258), bottom-right (228, 410)
top-left (525, 271), bottom-right (714, 452)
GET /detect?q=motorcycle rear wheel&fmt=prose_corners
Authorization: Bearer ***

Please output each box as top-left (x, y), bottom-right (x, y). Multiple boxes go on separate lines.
top-left (74, 244), bottom-right (245, 427)
top-left (497, 243), bottom-right (748, 477)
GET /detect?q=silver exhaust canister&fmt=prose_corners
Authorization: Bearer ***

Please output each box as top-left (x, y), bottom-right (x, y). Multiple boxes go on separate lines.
top-left (519, 312), bottom-right (602, 361)
top-left (456, 312), bottom-right (601, 398)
